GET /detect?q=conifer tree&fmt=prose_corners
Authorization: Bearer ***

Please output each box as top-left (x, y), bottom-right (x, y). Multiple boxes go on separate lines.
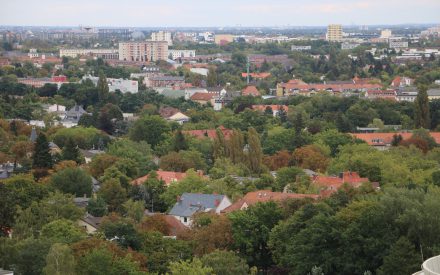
top-left (173, 130), bottom-right (188, 152)
top-left (97, 71), bottom-right (109, 103)
top-left (414, 86), bottom-right (430, 129)
top-left (62, 137), bottom-right (81, 164)
top-left (32, 133), bottom-right (52, 169)
top-left (213, 128), bottom-right (226, 159)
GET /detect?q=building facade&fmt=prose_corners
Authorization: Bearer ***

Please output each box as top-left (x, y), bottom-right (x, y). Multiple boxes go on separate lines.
top-left (326, 24), bottom-right (343, 41)
top-left (118, 41), bottom-right (168, 62)
top-left (168, 50), bottom-right (196, 60)
top-left (59, 48), bottom-right (119, 59)
top-left (151, 31), bottom-right (173, 46)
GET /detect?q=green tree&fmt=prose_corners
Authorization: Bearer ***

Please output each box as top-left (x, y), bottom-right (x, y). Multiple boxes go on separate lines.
top-left (200, 250), bottom-right (249, 275)
top-left (14, 238), bottom-right (52, 275)
top-left (129, 115), bottom-right (171, 148)
top-left (414, 87), bottom-right (430, 129)
top-left (61, 138), bottom-right (82, 164)
top-left (123, 199), bottom-right (145, 222)
top-left (207, 67), bottom-right (218, 87)
top-left (229, 202), bottom-right (283, 269)
top-left (51, 168), bottom-right (92, 197)
top-left (98, 179), bottom-right (127, 213)
top-left (43, 243), bottom-right (76, 275)
top-left (86, 197), bottom-right (108, 217)
top-left (377, 237), bottom-right (420, 275)
top-left (173, 130), bottom-right (189, 152)
top-left (97, 71), bottom-right (109, 103)
top-left (246, 127), bottom-right (263, 174)
top-left (168, 258), bottom-right (213, 275)
top-left (33, 133), bottom-right (52, 169)
top-left (41, 219), bottom-right (86, 244)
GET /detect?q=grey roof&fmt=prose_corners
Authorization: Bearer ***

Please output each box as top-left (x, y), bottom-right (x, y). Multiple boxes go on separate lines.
top-left (169, 193), bottom-right (226, 217)
top-left (73, 197), bottom-right (90, 208)
top-left (428, 89), bottom-right (440, 97)
top-left (150, 76), bottom-right (184, 81)
top-left (30, 127), bottom-right (37, 142)
top-left (161, 89), bottom-right (185, 99)
top-left (92, 177), bottom-right (101, 193)
top-left (0, 269), bottom-right (13, 275)
top-left (81, 214), bottom-right (102, 229)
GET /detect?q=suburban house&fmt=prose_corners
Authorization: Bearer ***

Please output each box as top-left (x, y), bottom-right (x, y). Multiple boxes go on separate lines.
top-left (78, 214), bottom-right (102, 234)
top-left (252, 105), bottom-right (289, 117)
top-left (241, 85), bottom-right (261, 97)
top-left (190, 92), bottom-right (216, 105)
top-left (390, 76), bottom-right (414, 87)
top-left (132, 170), bottom-right (199, 187)
top-left (365, 89), bottom-right (397, 101)
top-left (169, 193), bottom-right (232, 226)
top-left (61, 105), bottom-right (89, 128)
top-left (159, 106), bottom-right (190, 124)
top-left (222, 190), bottom-right (319, 213)
top-left (183, 125), bottom-right (233, 140)
top-left (213, 89), bottom-right (240, 111)
top-left (428, 89), bottom-right (440, 101)
top-left (351, 132), bottom-right (440, 150)
top-left (311, 171), bottom-right (371, 197)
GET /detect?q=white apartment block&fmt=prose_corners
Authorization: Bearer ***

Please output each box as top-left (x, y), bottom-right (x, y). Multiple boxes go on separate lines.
top-left (291, 45), bottom-right (311, 51)
top-left (168, 50), bottom-right (196, 60)
top-left (151, 31), bottom-right (173, 46)
top-left (380, 29), bottom-right (392, 39)
top-left (60, 48), bottom-right (119, 59)
top-left (82, 75), bottom-right (138, 94)
top-left (341, 42), bottom-right (360, 50)
top-left (389, 41), bottom-right (409, 49)
top-left (118, 41), bottom-right (168, 62)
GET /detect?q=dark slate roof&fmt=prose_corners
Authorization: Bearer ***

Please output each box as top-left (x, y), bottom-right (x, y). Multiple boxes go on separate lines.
top-left (169, 193), bottom-right (226, 217)
top-left (428, 89), bottom-right (440, 96)
top-left (81, 214), bottom-right (102, 229)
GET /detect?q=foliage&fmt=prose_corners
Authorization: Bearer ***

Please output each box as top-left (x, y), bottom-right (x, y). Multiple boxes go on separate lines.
top-left (51, 167), bottom-right (92, 197)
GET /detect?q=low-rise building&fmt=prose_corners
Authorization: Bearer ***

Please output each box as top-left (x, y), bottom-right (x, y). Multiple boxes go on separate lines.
top-left (82, 75), bottom-right (138, 93)
top-left (351, 132), bottom-right (440, 150)
top-left (428, 89), bottom-right (440, 101)
top-left (59, 48), bottom-right (118, 59)
top-left (389, 40), bottom-right (409, 49)
top-left (396, 87), bottom-right (418, 102)
top-left (169, 193), bottom-right (232, 226)
top-left (291, 45), bottom-right (311, 51)
top-left (168, 50), bottom-right (196, 60)
top-left (222, 190), bottom-right (319, 213)
top-left (147, 75), bottom-right (185, 88)
top-left (242, 85), bottom-right (261, 97)
top-left (312, 172), bottom-right (372, 197)
top-left (252, 105), bottom-right (289, 117)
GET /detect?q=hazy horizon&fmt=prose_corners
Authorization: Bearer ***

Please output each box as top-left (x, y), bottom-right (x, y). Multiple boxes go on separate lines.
top-left (1, 0), bottom-right (439, 28)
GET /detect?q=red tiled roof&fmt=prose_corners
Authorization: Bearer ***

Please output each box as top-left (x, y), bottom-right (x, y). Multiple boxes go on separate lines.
top-left (223, 190), bottom-right (319, 213)
top-left (183, 126), bottom-right (233, 140)
top-left (132, 170), bottom-right (187, 187)
top-left (312, 171), bottom-right (370, 197)
top-left (280, 78), bottom-right (382, 92)
top-left (190, 92), bottom-right (216, 101)
top-left (242, 86), bottom-right (261, 97)
top-left (352, 132), bottom-right (440, 146)
top-left (252, 105), bottom-right (289, 112)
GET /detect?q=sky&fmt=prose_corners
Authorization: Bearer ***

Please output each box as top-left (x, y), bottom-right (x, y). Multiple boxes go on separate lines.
top-left (1, 0), bottom-right (439, 27)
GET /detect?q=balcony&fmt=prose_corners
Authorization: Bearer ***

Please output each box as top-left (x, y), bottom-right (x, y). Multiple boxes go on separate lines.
top-left (414, 255), bottom-right (440, 275)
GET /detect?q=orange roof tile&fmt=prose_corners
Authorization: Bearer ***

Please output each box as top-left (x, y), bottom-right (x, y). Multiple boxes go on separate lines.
top-left (242, 86), bottom-right (261, 97)
top-left (132, 170), bottom-right (187, 187)
top-left (190, 92), bottom-right (216, 101)
top-left (223, 190), bottom-right (319, 213)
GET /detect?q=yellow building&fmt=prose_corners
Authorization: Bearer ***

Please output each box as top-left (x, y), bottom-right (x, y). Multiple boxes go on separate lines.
top-left (326, 24), bottom-right (343, 42)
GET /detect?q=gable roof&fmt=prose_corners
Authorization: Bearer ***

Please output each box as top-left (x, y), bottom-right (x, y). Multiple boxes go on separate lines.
top-left (169, 193), bottom-right (227, 217)
top-left (132, 170), bottom-right (188, 187)
top-left (223, 190), bottom-right (319, 213)
top-left (351, 132), bottom-right (440, 146)
top-left (242, 85), bottom-right (261, 96)
top-left (168, 112), bottom-right (190, 121)
top-left (190, 92), bottom-right (216, 101)
top-left (312, 171), bottom-right (370, 197)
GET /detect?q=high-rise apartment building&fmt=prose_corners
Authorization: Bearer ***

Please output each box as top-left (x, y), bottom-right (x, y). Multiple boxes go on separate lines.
top-left (151, 31), bottom-right (173, 46)
top-left (118, 41), bottom-right (168, 62)
top-left (326, 24), bottom-right (343, 42)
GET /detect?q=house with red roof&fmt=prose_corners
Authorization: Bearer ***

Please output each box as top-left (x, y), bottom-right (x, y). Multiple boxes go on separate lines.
top-left (183, 126), bottom-right (233, 140)
top-left (222, 190), bottom-right (319, 213)
top-left (252, 105), bottom-right (289, 117)
top-left (311, 171), bottom-right (371, 197)
top-left (276, 78), bottom-right (382, 97)
top-left (391, 76), bottom-right (414, 88)
top-left (242, 85), bottom-right (261, 97)
top-left (132, 170), bottom-right (190, 187)
top-left (352, 132), bottom-right (440, 150)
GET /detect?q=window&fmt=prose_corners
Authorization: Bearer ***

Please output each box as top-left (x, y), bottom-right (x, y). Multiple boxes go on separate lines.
top-left (183, 217), bottom-right (187, 223)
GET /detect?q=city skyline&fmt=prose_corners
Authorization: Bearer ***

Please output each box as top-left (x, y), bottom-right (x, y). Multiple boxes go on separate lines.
top-left (1, 0), bottom-right (440, 28)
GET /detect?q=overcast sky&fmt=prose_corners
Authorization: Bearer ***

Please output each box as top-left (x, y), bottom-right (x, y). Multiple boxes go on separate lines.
top-left (1, 0), bottom-right (439, 27)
